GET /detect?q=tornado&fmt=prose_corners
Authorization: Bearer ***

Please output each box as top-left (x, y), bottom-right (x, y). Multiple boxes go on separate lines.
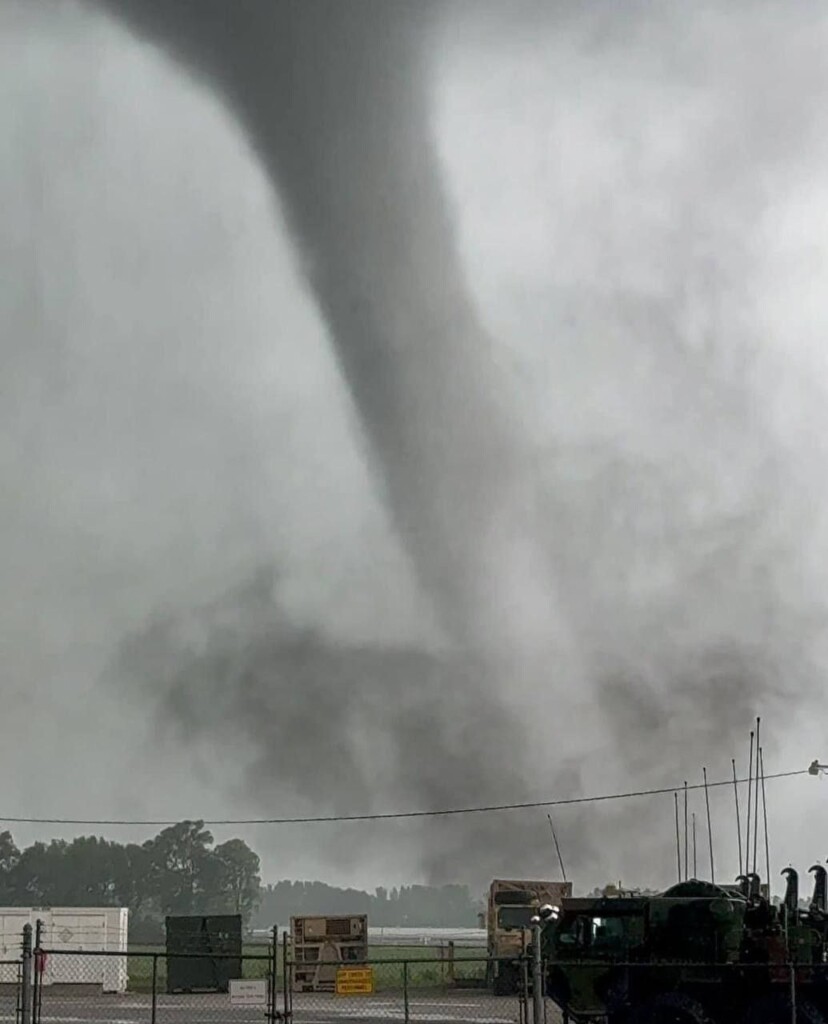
top-left (76, 0), bottom-right (828, 885)
top-left (90, 0), bottom-right (564, 669)
top-left (81, 0), bottom-right (575, 880)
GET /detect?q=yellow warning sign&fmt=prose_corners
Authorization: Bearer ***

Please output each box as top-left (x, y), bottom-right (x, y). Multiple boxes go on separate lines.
top-left (335, 966), bottom-right (374, 995)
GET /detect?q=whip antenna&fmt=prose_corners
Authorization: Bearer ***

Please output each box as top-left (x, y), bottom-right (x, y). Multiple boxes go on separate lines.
top-left (547, 813), bottom-right (567, 883)
top-left (684, 781), bottom-right (689, 881)
top-left (760, 747), bottom-right (771, 894)
top-left (753, 718), bottom-right (762, 878)
top-left (703, 766), bottom-right (715, 884)
top-left (674, 793), bottom-right (682, 883)
top-left (732, 757), bottom-right (743, 877)
top-left (745, 730), bottom-right (754, 877)
top-left (692, 812), bottom-right (697, 878)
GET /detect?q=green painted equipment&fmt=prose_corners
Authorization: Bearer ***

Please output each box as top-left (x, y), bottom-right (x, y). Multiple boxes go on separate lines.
top-left (165, 914), bottom-right (242, 994)
top-left (542, 870), bottom-right (828, 1024)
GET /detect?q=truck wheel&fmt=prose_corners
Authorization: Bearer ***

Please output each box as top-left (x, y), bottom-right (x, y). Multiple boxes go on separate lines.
top-left (742, 995), bottom-right (826, 1024)
top-left (626, 992), bottom-right (713, 1024)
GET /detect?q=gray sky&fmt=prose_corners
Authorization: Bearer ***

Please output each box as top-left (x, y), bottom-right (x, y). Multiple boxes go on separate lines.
top-left (3, 0), bottom-right (828, 893)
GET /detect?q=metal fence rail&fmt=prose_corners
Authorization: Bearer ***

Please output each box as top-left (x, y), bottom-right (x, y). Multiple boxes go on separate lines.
top-left (24, 946), bottom-right (531, 1024)
top-left (32, 948), bottom-right (277, 1024)
top-left (15, 941), bottom-right (820, 1024)
top-left (285, 955), bottom-right (527, 1024)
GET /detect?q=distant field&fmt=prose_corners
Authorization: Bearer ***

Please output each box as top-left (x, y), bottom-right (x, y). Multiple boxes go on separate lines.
top-left (125, 944), bottom-right (488, 992)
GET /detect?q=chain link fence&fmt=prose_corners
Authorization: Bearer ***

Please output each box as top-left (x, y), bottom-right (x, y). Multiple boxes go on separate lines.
top-left (32, 948), bottom-right (277, 1024)
top-left (14, 938), bottom-right (820, 1024)
top-left (0, 959), bottom-right (22, 1024)
top-left (24, 944), bottom-right (532, 1024)
top-left (285, 955), bottom-right (529, 1024)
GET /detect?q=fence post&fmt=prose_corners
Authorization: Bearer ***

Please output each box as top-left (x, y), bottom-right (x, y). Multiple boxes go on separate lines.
top-left (282, 929), bottom-right (291, 1022)
top-left (520, 956), bottom-right (530, 1024)
top-left (20, 924), bottom-right (32, 1024)
top-left (531, 921), bottom-right (543, 1024)
top-left (150, 953), bottom-right (158, 1024)
top-left (268, 925), bottom-right (278, 1023)
top-left (403, 960), bottom-right (410, 1024)
top-left (32, 919), bottom-right (43, 1024)
top-left (790, 962), bottom-right (796, 1024)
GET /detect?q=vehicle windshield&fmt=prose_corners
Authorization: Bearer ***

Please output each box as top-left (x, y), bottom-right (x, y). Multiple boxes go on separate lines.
top-left (498, 907), bottom-right (536, 930)
top-left (555, 914), bottom-right (635, 953)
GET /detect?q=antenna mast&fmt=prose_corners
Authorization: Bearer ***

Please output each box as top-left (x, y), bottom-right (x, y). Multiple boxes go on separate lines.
top-left (703, 766), bottom-right (715, 884)
top-left (684, 781), bottom-right (689, 881)
top-left (760, 746), bottom-right (771, 893)
top-left (674, 793), bottom-right (681, 883)
top-left (547, 813), bottom-right (568, 883)
top-left (732, 757), bottom-right (743, 876)
top-left (692, 812), bottom-right (697, 877)
top-left (745, 730), bottom-right (754, 877)
top-left (753, 717), bottom-right (761, 878)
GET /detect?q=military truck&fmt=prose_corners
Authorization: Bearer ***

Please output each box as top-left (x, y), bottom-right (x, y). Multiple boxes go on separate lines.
top-left (541, 871), bottom-right (828, 1024)
top-left (487, 879), bottom-right (572, 995)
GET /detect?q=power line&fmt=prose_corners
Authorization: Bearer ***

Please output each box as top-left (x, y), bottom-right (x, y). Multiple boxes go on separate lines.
top-left (0, 768), bottom-right (807, 828)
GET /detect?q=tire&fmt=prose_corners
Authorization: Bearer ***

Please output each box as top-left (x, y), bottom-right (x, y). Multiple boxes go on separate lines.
top-left (625, 992), bottom-right (714, 1024)
top-left (742, 994), bottom-right (827, 1024)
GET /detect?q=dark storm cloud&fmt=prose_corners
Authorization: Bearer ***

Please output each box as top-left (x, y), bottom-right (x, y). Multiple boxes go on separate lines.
top-left (7, 0), bottom-right (828, 888)
top-left (112, 568), bottom-right (595, 883)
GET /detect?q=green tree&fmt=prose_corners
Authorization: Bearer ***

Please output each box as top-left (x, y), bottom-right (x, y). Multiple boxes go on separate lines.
top-left (11, 840), bottom-right (67, 904)
top-left (60, 837), bottom-right (124, 904)
top-left (0, 832), bottom-right (19, 902)
top-left (110, 842), bottom-right (153, 916)
top-left (144, 820), bottom-right (214, 916)
top-left (209, 839), bottom-right (261, 922)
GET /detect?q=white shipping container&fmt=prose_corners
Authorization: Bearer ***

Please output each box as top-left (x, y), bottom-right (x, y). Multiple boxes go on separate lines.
top-left (0, 908), bottom-right (128, 993)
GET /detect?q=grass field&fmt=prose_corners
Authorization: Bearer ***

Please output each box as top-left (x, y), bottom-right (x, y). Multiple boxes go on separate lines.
top-left (124, 944), bottom-right (489, 992)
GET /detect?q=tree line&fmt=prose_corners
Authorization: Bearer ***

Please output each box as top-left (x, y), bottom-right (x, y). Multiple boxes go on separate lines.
top-left (253, 881), bottom-right (482, 929)
top-left (0, 822), bottom-right (483, 940)
top-left (0, 821), bottom-right (260, 941)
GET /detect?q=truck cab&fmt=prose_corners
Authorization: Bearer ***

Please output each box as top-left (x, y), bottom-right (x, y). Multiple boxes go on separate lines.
top-left (487, 879), bottom-right (572, 995)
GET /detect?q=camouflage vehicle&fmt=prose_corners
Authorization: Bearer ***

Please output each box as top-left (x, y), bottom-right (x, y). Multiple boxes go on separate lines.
top-left (487, 879), bottom-right (572, 995)
top-left (541, 871), bottom-right (828, 1024)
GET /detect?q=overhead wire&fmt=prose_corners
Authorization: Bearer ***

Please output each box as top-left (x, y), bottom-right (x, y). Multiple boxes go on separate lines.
top-left (0, 768), bottom-right (808, 828)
